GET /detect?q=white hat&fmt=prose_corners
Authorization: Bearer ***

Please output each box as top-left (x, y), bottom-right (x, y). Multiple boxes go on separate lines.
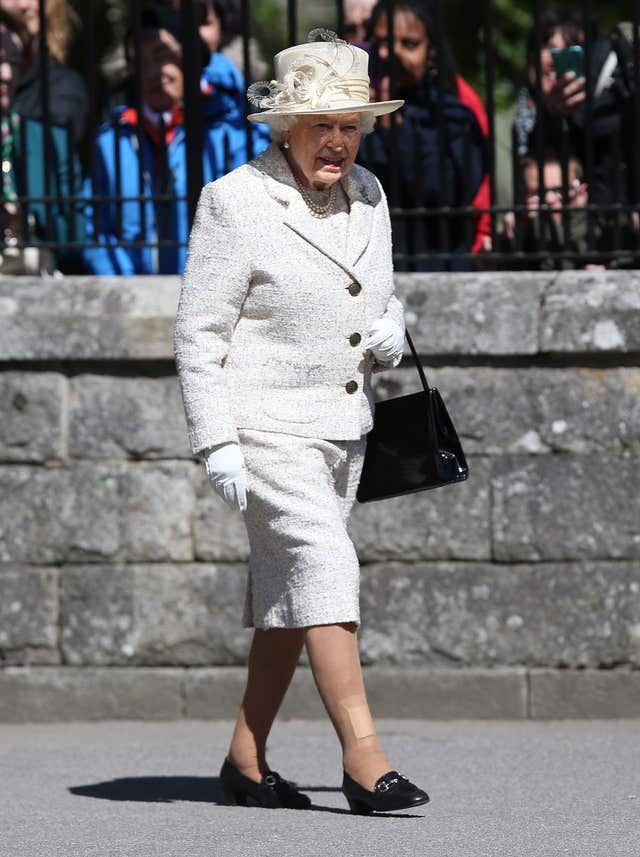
top-left (247, 29), bottom-right (404, 124)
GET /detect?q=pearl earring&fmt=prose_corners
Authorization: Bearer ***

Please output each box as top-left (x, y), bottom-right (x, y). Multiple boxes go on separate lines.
top-left (283, 140), bottom-right (290, 149)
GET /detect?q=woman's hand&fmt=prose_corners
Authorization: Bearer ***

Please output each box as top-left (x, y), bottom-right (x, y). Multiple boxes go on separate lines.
top-left (542, 71), bottom-right (586, 118)
top-left (364, 317), bottom-right (405, 364)
top-left (203, 442), bottom-right (249, 512)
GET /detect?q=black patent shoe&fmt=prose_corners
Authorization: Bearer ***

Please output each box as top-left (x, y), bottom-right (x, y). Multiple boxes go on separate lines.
top-left (342, 769), bottom-right (430, 815)
top-left (219, 758), bottom-right (311, 809)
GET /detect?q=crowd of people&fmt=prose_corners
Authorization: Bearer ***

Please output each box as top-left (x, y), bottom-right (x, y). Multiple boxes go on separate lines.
top-left (0, 0), bottom-right (638, 275)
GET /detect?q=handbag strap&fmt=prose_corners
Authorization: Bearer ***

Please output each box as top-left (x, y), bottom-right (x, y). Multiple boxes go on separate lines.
top-left (405, 329), bottom-right (431, 392)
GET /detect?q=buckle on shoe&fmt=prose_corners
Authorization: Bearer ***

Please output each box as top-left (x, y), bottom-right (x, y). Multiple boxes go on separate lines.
top-left (263, 773), bottom-right (279, 788)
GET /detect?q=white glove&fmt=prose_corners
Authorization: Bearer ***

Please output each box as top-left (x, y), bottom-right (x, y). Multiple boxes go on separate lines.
top-left (203, 442), bottom-right (249, 512)
top-left (363, 317), bottom-right (405, 363)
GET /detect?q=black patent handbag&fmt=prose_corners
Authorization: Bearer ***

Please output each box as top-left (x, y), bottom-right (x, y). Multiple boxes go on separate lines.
top-left (356, 330), bottom-right (469, 503)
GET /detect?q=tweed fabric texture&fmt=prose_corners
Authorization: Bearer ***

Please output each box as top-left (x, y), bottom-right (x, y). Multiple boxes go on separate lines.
top-left (238, 428), bottom-right (366, 628)
top-left (173, 143), bottom-right (405, 454)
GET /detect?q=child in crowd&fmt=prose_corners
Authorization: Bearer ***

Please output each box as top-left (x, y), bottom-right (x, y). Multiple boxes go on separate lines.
top-left (82, 7), bottom-right (268, 276)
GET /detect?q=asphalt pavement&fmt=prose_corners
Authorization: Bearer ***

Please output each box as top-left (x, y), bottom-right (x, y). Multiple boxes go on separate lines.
top-left (2, 718), bottom-right (639, 857)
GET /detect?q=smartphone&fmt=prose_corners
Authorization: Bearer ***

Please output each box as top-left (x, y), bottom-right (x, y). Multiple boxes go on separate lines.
top-left (551, 45), bottom-right (585, 79)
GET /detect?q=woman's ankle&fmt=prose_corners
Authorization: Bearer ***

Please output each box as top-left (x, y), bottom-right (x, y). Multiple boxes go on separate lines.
top-left (226, 750), bottom-right (268, 783)
top-left (342, 740), bottom-right (391, 791)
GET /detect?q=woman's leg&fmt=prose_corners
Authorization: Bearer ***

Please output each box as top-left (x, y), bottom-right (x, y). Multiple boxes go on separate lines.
top-left (227, 627), bottom-right (306, 782)
top-left (305, 622), bottom-right (391, 791)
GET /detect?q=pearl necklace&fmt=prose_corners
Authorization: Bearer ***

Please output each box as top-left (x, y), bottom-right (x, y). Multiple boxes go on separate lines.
top-left (295, 178), bottom-right (337, 218)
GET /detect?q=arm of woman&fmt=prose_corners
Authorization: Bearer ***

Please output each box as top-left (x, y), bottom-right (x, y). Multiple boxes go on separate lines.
top-left (173, 180), bottom-right (251, 455)
top-left (367, 183), bottom-right (406, 371)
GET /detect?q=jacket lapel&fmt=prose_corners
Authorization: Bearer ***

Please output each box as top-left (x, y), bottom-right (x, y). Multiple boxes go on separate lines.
top-left (253, 144), bottom-right (375, 279)
top-left (342, 167), bottom-right (376, 268)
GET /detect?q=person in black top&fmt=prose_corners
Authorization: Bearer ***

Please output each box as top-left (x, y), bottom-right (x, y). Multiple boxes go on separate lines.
top-left (0, 0), bottom-right (88, 144)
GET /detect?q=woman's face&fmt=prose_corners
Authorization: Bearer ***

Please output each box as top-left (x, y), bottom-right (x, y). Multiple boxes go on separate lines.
top-left (198, 3), bottom-right (221, 53)
top-left (0, 25), bottom-right (23, 111)
top-left (0, 0), bottom-right (39, 37)
top-left (371, 9), bottom-right (429, 91)
top-left (283, 113), bottom-right (362, 190)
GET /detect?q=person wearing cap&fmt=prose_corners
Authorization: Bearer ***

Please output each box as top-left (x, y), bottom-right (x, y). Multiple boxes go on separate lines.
top-left (174, 30), bottom-right (430, 815)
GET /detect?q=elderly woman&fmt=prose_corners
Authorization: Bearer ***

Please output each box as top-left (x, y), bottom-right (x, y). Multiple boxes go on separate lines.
top-left (174, 31), bottom-right (429, 815)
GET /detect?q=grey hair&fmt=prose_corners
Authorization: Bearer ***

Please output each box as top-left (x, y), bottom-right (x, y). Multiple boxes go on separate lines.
top-left (267, 111), bottom-right (377, 142)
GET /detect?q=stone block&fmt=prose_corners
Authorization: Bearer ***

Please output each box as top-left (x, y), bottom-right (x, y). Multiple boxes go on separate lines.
top-left (0, 277), bottom-right (179, 360)
top-left (541, 270), bottom-right (640, 353)
top-left (0, 372), bottom-right (67, 462)
top-left (373, 367), bottom-right (640, 456)
top-left (349, 457), bottom-right (490, 561)
top-left (394, 272), bottom-right (546, 355)
top-left (359, 561), bottom-right (640, 669)
top-left (492, 456), bottom-right (640, 561)
top-left (192, 467), bottom-right (250, 561)
top-left (183, 667), bottom-right (247, 718)
top-left (61, 564), bottom-right (251, 666)
top-left (530, 669), bottom-right (640, 718)
top-left (120, 462), bottom-right (195, 561)
top-left (69, 375), bottom-right (190, 459)
top-left (0, 567), bottom-right (59, 665)
top-left (181, 666), bottom-right (528, 720)
top-left (0, 465), bottom-right (120, 563)
top-left (364, 667), bottom-right (527, 719)
top-left (0, 667), bottom-right (183, 721)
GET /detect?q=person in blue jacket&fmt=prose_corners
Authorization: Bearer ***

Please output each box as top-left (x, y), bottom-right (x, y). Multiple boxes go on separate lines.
top-left (83, 8), bottom-right (268, 276)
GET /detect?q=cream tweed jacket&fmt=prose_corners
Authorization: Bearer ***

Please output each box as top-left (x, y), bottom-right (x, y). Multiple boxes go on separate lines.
top-left (174, 143), bottom-right (404, 454)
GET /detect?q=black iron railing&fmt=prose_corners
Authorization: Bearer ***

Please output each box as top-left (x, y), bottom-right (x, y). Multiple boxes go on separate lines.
top-left (1, 0), bottom-right (640, 273)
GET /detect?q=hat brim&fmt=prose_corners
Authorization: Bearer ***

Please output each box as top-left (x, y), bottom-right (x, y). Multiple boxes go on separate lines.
top-left (247, 100), bottom-right (404, 124)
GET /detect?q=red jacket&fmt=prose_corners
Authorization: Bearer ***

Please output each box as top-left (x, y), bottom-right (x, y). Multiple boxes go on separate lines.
top-left (456, 74), bottom-right (491, 253)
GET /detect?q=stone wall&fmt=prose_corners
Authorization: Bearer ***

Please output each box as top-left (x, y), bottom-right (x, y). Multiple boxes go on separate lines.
top-left (1, 271), bottom-right (639, 720)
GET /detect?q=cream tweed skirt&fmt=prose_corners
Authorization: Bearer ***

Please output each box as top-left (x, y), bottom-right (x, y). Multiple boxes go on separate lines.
top-left (238, 428), bottom-right (367, 629)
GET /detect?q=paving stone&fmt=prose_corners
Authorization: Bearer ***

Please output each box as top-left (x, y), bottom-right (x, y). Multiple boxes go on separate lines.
top-left (358, 561), bottom-right (640, 669)
top-left (61, 564), bottom-right (251, 666)
top-left (0, 465), bottom-right (120, 563)
top-left (373, 367), bottom-right (640, 455)
top-left (0, 277), bottom-right (179, 360)
top-left (0, 372), bottom-right (67, 462)
top-left (395, 272), bottom-right (546, 355)
top-left (0, 567), bottom-right (59, 665)
top-left (69, 375), bottom-right (190, 459)
top-left (192, 467), bottom-right (250, 562)
top-left (530, 669), bottom-right (640, 718)
top-left (349, 457), bottom-right (490, 561)
top-left (541, 270), bottom-right (640, 352)
top-left (0, 667), bottom-right (183, 721)
top-left (492, 456), bottom-right (640, 561)
top-left (120, 462), bottom-right (195, 561)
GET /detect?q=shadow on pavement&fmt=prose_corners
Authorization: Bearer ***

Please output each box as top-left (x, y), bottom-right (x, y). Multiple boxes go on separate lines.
top-left (69, 776), bottom-right (224, 803)
top-left (68, 777), bottom-right (425, 817)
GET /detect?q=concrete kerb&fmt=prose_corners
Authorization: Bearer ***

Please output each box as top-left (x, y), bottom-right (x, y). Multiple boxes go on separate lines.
top-left (2, 666), bottom-right (640, 722)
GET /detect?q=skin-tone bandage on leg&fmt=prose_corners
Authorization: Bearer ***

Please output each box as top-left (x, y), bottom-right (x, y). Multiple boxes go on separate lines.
top-left (339, 694), bottom-right (377, 740)
top-left (305, 623), bottom-right (391, 790)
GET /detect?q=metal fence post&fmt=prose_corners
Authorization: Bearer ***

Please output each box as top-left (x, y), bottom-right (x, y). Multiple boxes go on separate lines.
top-left (181, 0), bottom-right (204, 227)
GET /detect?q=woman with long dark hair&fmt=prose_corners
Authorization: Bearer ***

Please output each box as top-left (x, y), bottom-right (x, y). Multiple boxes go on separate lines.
top-left (360, 0), bottom-right (490, 270)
